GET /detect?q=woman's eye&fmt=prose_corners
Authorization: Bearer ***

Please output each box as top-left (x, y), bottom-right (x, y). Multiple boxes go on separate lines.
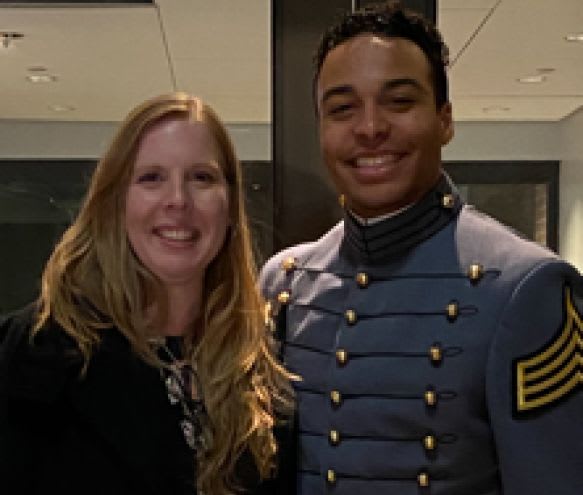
top-left (189, 169), bottom-right (221, 183)
top-left (193, 171), bottom-right (214, 182)
top-left (137, 171), bottom-right (162, 183)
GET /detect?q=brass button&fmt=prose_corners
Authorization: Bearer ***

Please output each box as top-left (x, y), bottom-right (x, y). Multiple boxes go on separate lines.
top-left (423, 435), bottom-right (437, 451)
top-left (468, 263), bottom-right (483, 283)
top-left (418, 471), bottom-right (430, 487)
top-left (330, 390), bottom-right (342, 407)
top-left (281, 256), bottom-right (296, 272)
top-left (336, 349), bottom-right (348, 366)
top-left (429, 345), bottom-right (442, 364)
top-left (329, 429), bottom-right (340, 446)
top-left (441, 194), bottom-right (455, 209)
top-left (424, 389), bottom-right (437, 407)
top-left (277, 290), bottom-right (291, 305)
top-left (446, 301), bottom-right (458, 321)
top-left (355, 272), bottom-right (369, 288)
top-left (345, 309), bottom-right (357, 325)
top-left (338, 194), bottom-right (346, 208)
top-left (326, 469), bottom-right (336, 484)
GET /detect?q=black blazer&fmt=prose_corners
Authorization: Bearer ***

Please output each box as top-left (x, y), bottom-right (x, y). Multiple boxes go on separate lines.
top-left (0, 305), bottom-right (295, 495)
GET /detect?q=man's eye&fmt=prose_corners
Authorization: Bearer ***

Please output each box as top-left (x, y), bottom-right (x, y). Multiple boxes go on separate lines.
top-left (328, 103), bottom-right (353, 115)
top-left (390, 97), bottom-right (415, 106)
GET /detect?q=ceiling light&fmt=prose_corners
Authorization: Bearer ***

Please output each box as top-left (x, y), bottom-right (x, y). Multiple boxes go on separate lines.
top-left (536, 68), bottom-right (555, 74)
top-left (517, 74), bottom-right (546, 84)
top-left (0, 31), bottom-right (24, 49)
top-left (26, 74), bottom-right (58, 83)
top-left (28, 66), bottom-right (48, 73)
top-left (565, 33), bottom-right (583, 42)
top-left (49, 104), bottom-right (75, 113)
top-left (482, 106), bottom-right (510, 113)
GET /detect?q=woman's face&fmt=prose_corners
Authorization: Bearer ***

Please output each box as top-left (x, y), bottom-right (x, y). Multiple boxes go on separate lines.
top-left (125, 117), bottom-right (230, 291)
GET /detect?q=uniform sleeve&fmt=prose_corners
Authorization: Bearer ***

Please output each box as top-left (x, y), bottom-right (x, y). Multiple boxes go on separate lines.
top-left (486, 259), bottom-right (583, 494)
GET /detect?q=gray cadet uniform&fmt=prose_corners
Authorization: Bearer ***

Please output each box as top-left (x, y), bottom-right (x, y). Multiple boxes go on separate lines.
top-left (260, 174), bottom-right (583, 495)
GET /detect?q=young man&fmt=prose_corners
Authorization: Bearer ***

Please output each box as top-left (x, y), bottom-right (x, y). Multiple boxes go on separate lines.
top-left (261, 2), bottom-right (583, 494)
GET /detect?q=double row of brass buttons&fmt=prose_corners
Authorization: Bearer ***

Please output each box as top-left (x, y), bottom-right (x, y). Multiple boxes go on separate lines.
top-left (279, 256), bottom-right (471, 491)
top-left (306, 258), bottom-right (471, 489)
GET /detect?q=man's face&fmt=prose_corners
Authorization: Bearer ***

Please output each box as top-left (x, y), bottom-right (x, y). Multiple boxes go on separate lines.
top-left (317, 34), bottom-right (453, 218)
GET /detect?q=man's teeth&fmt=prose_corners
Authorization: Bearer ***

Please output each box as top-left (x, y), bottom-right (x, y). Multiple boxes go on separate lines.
top-left (158, 229), bottom-right (194, 241)
top-left (355, 155), bottom-right (399, 167)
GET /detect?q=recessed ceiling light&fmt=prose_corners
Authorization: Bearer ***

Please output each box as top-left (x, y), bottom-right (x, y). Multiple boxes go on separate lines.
top-left (517, 74), bottom-right (546, 84)
top-left (28, 66), bottom-right (48, 73)
top-left (26, 74), bottom-right (58, 83)
top-left (565, 33), bottom-right (583, 42)
top-left (482, 106), bottom-right (510, 113)
top-left (49, 104), bottom-right (75, 113)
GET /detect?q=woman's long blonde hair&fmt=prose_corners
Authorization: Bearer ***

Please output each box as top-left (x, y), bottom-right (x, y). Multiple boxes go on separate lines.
top-left (34, 92), bottom-right (293, 494)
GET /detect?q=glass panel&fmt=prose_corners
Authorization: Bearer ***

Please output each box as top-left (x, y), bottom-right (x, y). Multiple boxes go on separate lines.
top-left (456, 182), bottom-right (549, 247)
top-left (0, 161), bottom-right (93, 313)
top-left (0, 160), bottom-right (272, 313)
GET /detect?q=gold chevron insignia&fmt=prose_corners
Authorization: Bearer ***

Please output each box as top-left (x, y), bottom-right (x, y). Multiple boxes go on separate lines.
top-left (516, 286), bottom-right (583, 412)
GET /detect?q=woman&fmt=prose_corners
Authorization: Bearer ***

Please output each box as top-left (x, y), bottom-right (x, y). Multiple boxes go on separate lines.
top-left (0, 93), bottom-right (294, 495)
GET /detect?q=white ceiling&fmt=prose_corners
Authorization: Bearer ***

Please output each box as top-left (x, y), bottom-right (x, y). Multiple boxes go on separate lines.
top-left (442, 0), bottom-right (583, 121)
top-left (0, 0), bottom-right (582, 123)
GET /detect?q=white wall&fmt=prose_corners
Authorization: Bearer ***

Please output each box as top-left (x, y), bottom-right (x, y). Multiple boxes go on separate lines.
top-left (0, 120), bottom-right (271, 161)
top-left (444, 121), bottom-right (560, 161)
top-left (559, 108), bottom-right (583, 272)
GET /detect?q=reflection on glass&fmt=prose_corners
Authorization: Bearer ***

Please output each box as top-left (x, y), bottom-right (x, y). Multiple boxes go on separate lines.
top-left (457, 183), bottom-right (549, 247)
top-left (0, 161), bottom-right (93, 313)
top-left (0, 160), bottom-right (272, 313)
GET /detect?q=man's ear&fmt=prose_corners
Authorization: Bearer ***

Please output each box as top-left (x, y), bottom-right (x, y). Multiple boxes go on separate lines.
top-left (439, 102), bottom-right (454, 145)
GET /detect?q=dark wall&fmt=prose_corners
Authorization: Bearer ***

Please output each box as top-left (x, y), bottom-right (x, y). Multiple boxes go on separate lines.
top-left (272, 0), bottom-right (437, 251)
top-left (272, 0), bottom-right (351, 250)
top-left (358, 0), bottom-right (436, 20)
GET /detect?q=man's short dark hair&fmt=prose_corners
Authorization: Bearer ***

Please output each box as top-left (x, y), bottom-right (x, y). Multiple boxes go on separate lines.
top-left (314, 1), bottom-right (450, 109)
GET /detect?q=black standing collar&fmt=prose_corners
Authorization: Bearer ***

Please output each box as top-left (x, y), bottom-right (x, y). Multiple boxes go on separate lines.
top-left (341, 173), bottom-right (463, 265)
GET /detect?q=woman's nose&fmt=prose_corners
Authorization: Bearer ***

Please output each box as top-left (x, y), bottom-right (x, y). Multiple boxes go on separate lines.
top-left (165, 178), bottom-right (189, 209)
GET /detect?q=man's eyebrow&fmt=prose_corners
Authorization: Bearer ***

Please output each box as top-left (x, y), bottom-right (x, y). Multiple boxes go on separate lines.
top-left (320, 78), bottom-right (427, 106)
top-left (382, 78), bottom-right (425, 92)
top-left (320, 85), bottom-right (355, 105)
